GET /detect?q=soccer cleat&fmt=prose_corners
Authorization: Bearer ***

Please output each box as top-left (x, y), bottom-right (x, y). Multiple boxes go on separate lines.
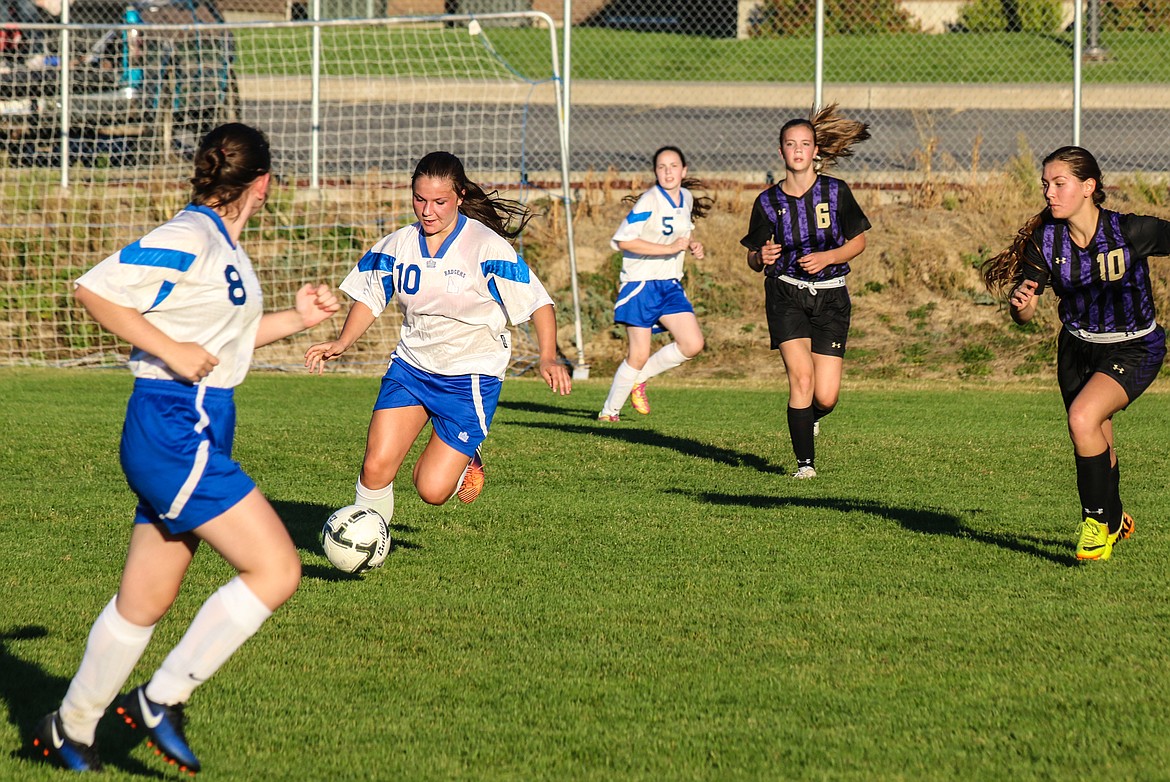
top-left (1112, 511), bottom-right (1135, 543)
top-left (456, 448), bottom-right (485, 504)
top-left (116, 686), bottom-right (201, 774)
top-left (1076, 517), bottom-right (1113, 561)
top-left (630, 382), bottom-right (651, 415)
top-left (596, 413), bottom-right (620, 423)
top-left (32, 712), bottom-right (103, 772)
top-left (791, 466), bottom-right (817, 480)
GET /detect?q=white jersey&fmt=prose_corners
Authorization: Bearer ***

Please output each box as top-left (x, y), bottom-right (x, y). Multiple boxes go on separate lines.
top-left (340, 213), bottom-right (553, 379)
top-left (610, 185), bottom-right (696, 283)
top-left (75, 205), bottom-right (263, 389)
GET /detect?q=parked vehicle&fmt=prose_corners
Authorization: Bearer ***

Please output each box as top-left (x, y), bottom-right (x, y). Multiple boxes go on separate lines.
top-left (0, 0), bottom-right (239, 165)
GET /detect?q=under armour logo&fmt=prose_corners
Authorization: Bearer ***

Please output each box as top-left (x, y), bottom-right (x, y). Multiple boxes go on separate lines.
top-left (458, 432), bottom-right (470, 442)
top-left (1086, 507), bottom-right (1105, 515)
top-left (426, 260), bottom-right (437, 268)
top-left (1112, 364), bottom-right (1125, 374)
top-left (832, 342), bottom-right (842, 349)
top-left (1055, 256), bottom-right (1068, 264)
top-left (780, 208), bottom-right (787, 216)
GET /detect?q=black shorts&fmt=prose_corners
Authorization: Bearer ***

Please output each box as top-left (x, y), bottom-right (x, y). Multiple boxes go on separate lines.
top-left (764, 277), bottom-right (851, 357)
top-left (1057, 325), bottom-right (1166, 409)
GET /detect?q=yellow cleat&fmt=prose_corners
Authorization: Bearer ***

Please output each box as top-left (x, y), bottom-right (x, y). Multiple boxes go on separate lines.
top-left (1076, 517), bottom-right (1113, 561)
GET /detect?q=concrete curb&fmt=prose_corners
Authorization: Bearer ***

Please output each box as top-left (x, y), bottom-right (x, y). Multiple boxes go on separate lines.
top-left (239, 75), bottom-right (1170, 110)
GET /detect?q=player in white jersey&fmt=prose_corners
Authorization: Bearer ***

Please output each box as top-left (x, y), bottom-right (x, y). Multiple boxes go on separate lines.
top-left (598, 146), bottom-right (711, 422)
top-left (305, 151), bottom-right (571, 520)
top-left (33, 124), bottom-right (340, 775)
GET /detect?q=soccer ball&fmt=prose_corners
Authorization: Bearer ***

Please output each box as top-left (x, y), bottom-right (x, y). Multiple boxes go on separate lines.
top-left (321, 505), bottom-right (391, 574)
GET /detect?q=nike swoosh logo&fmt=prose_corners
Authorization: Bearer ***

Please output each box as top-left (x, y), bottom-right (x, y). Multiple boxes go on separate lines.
top-left (138, 690), bottom-right (164, 729)
top-left (50, 718), bottom-right (64, 749)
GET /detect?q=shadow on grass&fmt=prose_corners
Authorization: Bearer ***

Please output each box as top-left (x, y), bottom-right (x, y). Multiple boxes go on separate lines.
top-left (506, 417), bottom-right (787, 475)
top-left (0, 626), bottom-right (164, 777)
top-left (679, 490), bottom-right (1078, 566)
top-left (271, 499), bottom-right (421, 582)
top-left (497, 399), bottom-right (598, 420)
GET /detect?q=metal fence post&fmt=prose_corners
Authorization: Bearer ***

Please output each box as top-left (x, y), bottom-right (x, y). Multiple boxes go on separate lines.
top-left (310, 0), bottom-right (322, 189)
top-left (58, 0), bottom-right (71, 188)
top-left (1072, 0), bottom-right (1083, 146)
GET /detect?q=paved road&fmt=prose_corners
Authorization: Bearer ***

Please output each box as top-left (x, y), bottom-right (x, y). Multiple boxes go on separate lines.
top-left (245, 97), bottom-right (1170, 181)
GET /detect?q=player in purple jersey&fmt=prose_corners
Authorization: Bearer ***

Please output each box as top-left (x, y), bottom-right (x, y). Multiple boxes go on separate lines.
top-left (34, 124), bottom-right (340, 774)
top-left (598, 145), bottom-right (712, 422)
top-left (740, 104), bottom-right (871, 479)
top-left (305, 152), bottom-right (571, 520)
top-left (983, 146), bottom-right (1170, 562)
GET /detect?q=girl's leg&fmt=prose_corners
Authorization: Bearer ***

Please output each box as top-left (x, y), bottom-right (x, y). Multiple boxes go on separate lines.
top-left (811, 353), bottom-right (845, 429)
top-left (57, 523), bottom-right (196, 745)
top-left (412, 432), bottom-right (481, 505)
top-left (356, 405), bottom-right (431, 519)
top-left (600, 326), bottom-right (652, 418)
top-left (142, 489), bottom-right (300, 710)
top-left (636, 312), bottom-right (704, 381)
top-left (779, 338), bottom-right (817, 474)
top-left (1068, 374), bottom-right (1130, 556)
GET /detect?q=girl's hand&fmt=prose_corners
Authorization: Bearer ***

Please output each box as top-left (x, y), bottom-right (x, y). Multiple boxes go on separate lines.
top-left (797, 251), bottom-right (833, 275)
top-left (304, 340), bottom-right (346, 374)
top-left (540, 358), bottom-right (572, 396)
top-left (295, 283), bottom-right (341, 329)
top-left (166, 342), bottom-right (219, 383)
top-left (759, 239), bottom-right (781, 266)
top-left (689, 240), bottom-right (704, 260)
top-left (1010, 279), bottom-right (1039, 310)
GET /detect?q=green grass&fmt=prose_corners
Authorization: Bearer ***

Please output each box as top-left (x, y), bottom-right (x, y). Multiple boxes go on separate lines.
top-left (233, 26), bottom-right (1170, 83)
top-left (3, 368), bottom-right (1170, 780)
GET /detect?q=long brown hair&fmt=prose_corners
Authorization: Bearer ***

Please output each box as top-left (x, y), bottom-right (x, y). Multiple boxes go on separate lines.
top-left (190, 123), bottom-right (271, 212)
top-left (781, 103), bottom-right (871, 172)
top-left (412, 151), bottom-right (531, 240)
top-left (622, 145), bottom-right (713, 220)
top-left (981, 146), bottom-right (1106, 294)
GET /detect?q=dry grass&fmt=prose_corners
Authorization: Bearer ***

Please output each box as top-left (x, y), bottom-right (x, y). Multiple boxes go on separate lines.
top-left (525, 167), bottom-right (1170, 385)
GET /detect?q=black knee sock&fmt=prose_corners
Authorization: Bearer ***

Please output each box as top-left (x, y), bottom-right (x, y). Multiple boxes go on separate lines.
top-left (812, 402), bottom-right (834, 423)
top-left (788, 405), bottom-right (815, 468)
top-left (1108, 459), bottom-right (1123, 534)
top-left (1074, 450), bottom-right (1112, 524)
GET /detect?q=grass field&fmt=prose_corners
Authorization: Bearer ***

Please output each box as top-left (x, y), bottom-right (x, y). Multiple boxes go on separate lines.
top-left (232, 27), bottom-right (1170, 83)
top-left (3, 367), bottom-right (1170, 780)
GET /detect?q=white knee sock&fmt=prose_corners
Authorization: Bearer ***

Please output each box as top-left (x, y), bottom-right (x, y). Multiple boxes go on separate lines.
top-left (355, 478), bottom-right (394, 522)
top-left (601, 360), bottom-right (641, 416)
top-left (145, 577), bottom-right (272, 706)
top-left (59, 597), bottom-right (155, 745)
top-left (635, 342), bottom-right (689, 383)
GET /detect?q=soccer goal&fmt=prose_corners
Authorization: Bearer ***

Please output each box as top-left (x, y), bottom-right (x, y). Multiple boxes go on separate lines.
top-left (0, 7), bottom-right (583, 375)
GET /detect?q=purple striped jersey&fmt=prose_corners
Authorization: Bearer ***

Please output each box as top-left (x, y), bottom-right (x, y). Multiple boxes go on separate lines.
top-left (1023, 210), bottom-right (1170, 334)
top-left (740, 175), bottom-right (871, 283)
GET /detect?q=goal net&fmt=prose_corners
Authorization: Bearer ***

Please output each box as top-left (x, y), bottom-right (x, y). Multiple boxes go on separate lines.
top-left (1, 6), bottom-right (571, 374)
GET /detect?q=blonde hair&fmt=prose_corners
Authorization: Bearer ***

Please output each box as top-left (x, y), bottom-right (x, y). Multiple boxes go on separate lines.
top-left (780, 102), bottom-right (871, 171)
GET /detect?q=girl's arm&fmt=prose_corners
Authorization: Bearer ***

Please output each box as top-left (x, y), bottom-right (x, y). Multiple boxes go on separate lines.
top-left (1009, 280), bottom-right (1040, 324)
top-left (75, 285), bottom-right (217, 383)
top-left (797, 233), bottom-right (867, 275)
top-left (617, 237), bottom-right (691, 257)
top-left (530, 303), bottom-right (571, 395)
top-left (256, 284), bottom-right (340, 348)
top-left (304, 300), bottom-right (378, 374)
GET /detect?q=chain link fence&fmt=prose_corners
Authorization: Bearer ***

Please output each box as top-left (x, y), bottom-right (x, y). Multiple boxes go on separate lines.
top-left (2, 0), bottom-right (1168, 368)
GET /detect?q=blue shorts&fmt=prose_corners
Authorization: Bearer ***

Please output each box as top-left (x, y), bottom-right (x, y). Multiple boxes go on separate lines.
top-left (121, 379), bottom-right (255, 535)
top-left (374, 357), bottom-right (502, 457)
top-left (613, 279), bottom-right (694, 332)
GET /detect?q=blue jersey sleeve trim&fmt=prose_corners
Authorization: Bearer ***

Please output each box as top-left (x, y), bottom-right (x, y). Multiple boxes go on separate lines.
top-left (119, 240), bottom-right (197, 272)
top-left (626, 210), bottom-right (651, 225)
top-left (147, 280), bottom-right (176, 311)
top-left (486, 277), bottom-right (502, 306)
top-left (357, 250), bottom-right (396, 273)
top-left (481, 256), bottom-right (531, 283)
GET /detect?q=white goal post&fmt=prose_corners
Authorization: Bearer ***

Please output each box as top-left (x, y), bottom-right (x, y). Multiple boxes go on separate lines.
top-left (0, 6), bottom-right (584, 375)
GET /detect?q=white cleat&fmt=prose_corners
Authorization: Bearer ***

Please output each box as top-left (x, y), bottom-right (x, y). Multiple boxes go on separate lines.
top-left (792, 466), bottom-right (817, 480)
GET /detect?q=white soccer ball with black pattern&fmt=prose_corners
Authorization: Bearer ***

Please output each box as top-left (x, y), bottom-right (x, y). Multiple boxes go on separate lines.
top-left (321, 505), bottom-right (391, 574)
